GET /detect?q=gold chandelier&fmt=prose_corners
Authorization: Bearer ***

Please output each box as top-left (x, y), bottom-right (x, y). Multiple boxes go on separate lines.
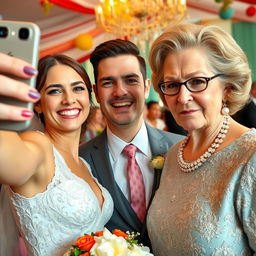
top-left (95, 0), bottom-right (187, 42)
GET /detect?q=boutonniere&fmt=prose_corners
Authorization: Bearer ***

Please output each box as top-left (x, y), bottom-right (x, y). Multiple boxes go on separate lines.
top-left (150, 155), bottom-right (165, 192)
top-left (150, 155), bottom-right (165, 171)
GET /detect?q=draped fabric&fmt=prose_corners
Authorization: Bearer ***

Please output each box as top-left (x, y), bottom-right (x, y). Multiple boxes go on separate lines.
top-left (48, 0), bottom-right (95, 14)
top-left (0, 185), bottom-right (19, 256)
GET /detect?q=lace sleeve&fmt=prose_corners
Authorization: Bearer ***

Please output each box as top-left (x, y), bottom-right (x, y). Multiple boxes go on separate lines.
top-left (236, 152), bottom-right (256, 253)
top-left (0, 185), bottom-right (19, 256)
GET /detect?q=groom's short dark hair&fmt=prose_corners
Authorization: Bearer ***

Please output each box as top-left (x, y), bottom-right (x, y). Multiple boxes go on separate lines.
top-left (90, 39), bottom-right (147, 84)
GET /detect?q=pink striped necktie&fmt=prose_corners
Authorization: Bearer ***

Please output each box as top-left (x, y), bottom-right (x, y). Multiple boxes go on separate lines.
top-left (123, 144), bottom-right (146, 222)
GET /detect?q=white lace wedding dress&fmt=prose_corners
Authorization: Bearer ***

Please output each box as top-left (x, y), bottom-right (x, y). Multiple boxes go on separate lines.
top-left (3, 146), bottom-right (114, 256)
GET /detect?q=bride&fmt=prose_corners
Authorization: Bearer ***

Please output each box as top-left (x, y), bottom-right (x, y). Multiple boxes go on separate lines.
top-left (0, 53), bottom-right (113, 256)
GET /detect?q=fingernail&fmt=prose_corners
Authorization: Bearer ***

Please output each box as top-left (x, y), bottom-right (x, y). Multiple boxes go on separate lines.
top-left (28, 90), bottom-right (41, 100)
top-left (21, 110), bottom-right (34, 118)
top-left (23, 66), bottom-right (37, 76)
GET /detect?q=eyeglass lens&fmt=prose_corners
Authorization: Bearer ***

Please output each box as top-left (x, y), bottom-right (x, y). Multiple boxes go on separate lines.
top-left (161, 77), bottom-right (208, 95)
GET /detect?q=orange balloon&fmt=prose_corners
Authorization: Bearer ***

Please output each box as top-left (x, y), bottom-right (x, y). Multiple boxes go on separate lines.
top-left (75, 34), bottom-right (93, 50)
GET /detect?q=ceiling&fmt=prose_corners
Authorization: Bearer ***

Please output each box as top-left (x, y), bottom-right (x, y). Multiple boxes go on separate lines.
top-left (0, 0), bottom-right (71, 22)
top-left (1, 0), bottom-right (254, 62)
top-left (1, 0), bottom-right (255, 24)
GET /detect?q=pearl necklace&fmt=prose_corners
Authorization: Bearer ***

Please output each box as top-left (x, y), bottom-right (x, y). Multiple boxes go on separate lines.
top-left (177, 115), bottom-right (229, 173)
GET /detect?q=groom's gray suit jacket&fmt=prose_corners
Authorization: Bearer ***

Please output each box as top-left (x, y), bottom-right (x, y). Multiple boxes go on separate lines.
top-left (79, 123), bottom-right (183, 246)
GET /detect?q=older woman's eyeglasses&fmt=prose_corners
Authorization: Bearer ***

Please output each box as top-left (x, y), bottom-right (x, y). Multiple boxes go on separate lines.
top-left (158, 74), bottom-right (222, 96)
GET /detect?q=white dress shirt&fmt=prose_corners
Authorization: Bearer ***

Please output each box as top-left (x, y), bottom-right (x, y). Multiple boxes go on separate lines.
top-left (107, 122), bottom-right (154, 207)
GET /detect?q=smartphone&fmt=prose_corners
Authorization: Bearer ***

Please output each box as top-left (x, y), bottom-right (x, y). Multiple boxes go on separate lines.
top-left (0, 20), bottom-right (40, 131)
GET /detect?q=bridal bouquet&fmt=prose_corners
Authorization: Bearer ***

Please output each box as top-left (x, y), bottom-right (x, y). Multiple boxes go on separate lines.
top-left (63, 228), bottom-right (154, 256)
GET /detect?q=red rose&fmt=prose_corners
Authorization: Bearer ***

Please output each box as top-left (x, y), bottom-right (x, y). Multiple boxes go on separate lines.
top-left (94, 231), bottom-right (104, 237)
top-left (112, 229), bottom-right (128, 239)
top-left (75, 235), bottom-right (95, 251)
top-left (80, 253), bottom-right (90, 256)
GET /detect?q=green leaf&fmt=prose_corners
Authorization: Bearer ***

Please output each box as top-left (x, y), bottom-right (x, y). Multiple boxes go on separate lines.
top-left (73, 248), bottom-right (82, 256)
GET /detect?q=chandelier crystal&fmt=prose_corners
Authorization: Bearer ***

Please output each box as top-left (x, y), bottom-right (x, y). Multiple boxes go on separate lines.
top-left (95, 0), bottom-right (187, 42)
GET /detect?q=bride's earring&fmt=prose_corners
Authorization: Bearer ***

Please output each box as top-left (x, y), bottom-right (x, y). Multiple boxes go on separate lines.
top-left (221, 103), bottom-right (230, 115)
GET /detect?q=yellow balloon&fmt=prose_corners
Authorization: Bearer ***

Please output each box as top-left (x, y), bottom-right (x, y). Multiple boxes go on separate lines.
top-left (75, 34), bottom-right (93, 50)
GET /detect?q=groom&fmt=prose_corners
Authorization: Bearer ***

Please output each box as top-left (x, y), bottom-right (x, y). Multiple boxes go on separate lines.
top-left (79, 39), bottom-right (183, 246)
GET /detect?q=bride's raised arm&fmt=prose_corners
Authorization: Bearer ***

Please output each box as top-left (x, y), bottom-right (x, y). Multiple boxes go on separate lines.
top-left (0, 131), bottom-right (47, 186)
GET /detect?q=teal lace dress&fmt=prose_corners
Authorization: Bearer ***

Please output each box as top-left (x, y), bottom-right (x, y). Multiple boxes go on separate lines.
top-left (147, 129), bottom-right (256, 256)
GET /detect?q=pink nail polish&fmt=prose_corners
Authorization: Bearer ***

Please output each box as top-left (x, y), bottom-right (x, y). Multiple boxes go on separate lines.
top-left (28, 90), bottom-right (41, 100)
top-left (21, 110), bottom-right (34, 118)
top-left (23, 66), bottom-right (37, 76)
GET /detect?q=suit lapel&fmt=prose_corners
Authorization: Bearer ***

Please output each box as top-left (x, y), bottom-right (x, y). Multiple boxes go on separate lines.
top-left (146, 124), bottom-right (166, 207)
top-left (89, 131), bottom-right (142, 231)
top-left (147, 124), bottom-right (166, 156)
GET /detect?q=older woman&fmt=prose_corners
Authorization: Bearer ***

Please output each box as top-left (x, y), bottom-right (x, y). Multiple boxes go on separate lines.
top-left (147, 23), bottom-right (256, 255)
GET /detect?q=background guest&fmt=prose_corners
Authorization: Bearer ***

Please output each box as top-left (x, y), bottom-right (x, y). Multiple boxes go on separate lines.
top-left (162, 107), bottom-right (188, 135)
top-left (251, 80), bottom-right (256, 103)
top-left (145, 100), bottom-right (166, 130)
top-left (232, 80), bottom-right (256, 128)
top-left (147, 23), bottom-right (256, 255)
top-left (80, 106), bottom-right (106, 144)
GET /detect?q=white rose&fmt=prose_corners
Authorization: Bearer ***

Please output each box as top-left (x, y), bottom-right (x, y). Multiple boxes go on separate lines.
top-left (91, 242), bottom-right (115, 256)
top-left (127, 244), bottom-right (154, 256)
top-left (90, 228), bottom-right (129, 256)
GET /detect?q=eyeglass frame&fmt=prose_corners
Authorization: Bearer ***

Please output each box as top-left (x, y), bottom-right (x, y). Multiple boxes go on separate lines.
top-left (158, 74), bottom-right (222, 96)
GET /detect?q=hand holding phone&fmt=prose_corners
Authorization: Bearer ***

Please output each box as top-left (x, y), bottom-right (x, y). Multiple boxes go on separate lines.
top-left (0, 53), bottom-right (40, 118)
top-left (0, 20), bottom-right (41, 131)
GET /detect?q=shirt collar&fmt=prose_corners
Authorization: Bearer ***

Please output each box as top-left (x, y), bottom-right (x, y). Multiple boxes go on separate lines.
top-left (107, 122), bottom-right (150, 161)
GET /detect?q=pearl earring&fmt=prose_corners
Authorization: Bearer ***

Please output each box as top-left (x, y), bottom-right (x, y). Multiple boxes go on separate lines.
top-left (221, 103), bottom-right (230, 115)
